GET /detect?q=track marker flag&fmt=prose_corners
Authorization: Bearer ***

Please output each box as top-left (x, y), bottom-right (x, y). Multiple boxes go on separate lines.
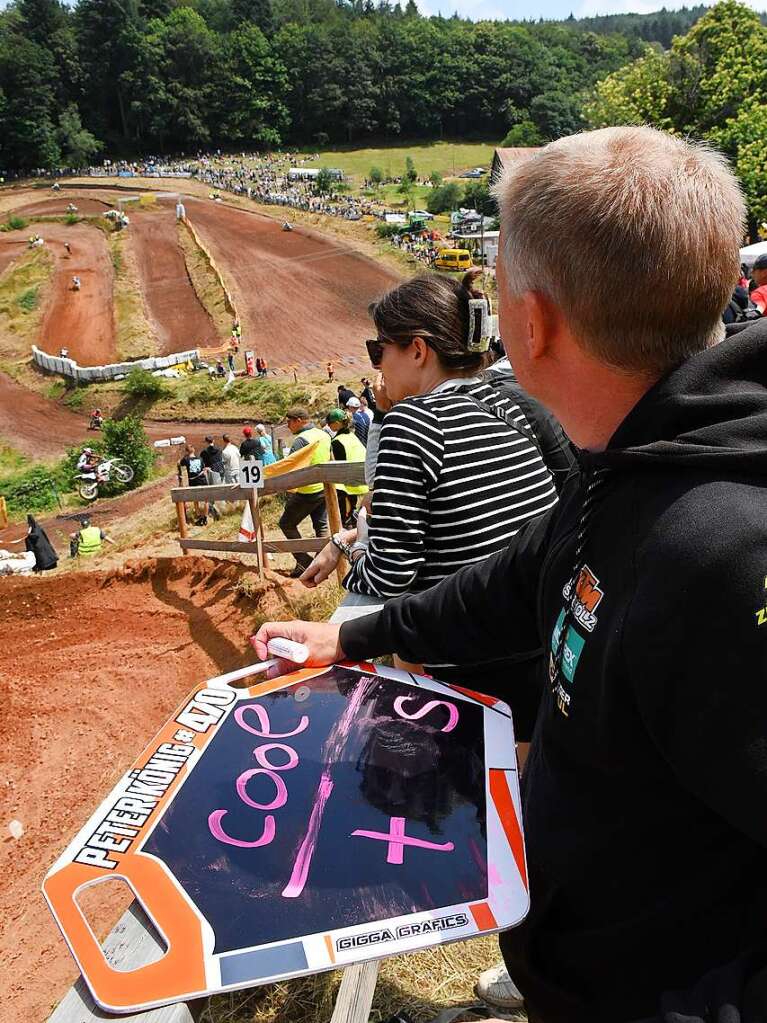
top-left (239, 502), bottom-right (256, 542)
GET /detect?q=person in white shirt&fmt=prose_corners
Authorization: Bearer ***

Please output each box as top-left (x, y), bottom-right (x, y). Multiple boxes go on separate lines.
top-left (221, 433), bottom-right (241, 484)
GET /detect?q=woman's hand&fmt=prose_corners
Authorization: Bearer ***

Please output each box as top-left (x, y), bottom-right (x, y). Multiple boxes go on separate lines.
top-left (251, 620), bottom-right (344, 677)
top-left (373, 373), bottom-right (393, 413)
top-left (300, 541), bottom-right (340, 588)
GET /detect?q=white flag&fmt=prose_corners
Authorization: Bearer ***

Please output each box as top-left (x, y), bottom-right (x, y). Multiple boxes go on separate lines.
top-left (238, 502), bottom-right (256, 542)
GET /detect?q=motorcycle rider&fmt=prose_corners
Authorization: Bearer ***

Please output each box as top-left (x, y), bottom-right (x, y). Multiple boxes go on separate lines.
top-left (77, 447), bottom-right (104, 480)
top-left (72, 275), bottom-right (81, 291)
top-left (89, 408), bottom-right (104, 430)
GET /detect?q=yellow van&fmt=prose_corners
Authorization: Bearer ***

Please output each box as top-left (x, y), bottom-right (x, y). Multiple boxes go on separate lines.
top-left (434, 248), bottom-right (473, 271)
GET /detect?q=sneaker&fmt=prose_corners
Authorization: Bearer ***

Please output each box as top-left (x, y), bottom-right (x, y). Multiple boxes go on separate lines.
top-left (475, 962), bottom-right (524, 1010)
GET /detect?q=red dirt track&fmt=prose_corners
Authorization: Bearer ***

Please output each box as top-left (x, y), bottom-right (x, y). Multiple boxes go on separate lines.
top-left (0, 557), bottom-right (291, 1023)
top-left (13, 196), bottom-right (115, 217)
top-left (130, 209), bottom-right (219, 354)
top-left (187, 198), bottom-right (399, 365)
top-left (37, 223), bottom-right (116, 365)
top-left (0, 223), bottom-right (117, 366)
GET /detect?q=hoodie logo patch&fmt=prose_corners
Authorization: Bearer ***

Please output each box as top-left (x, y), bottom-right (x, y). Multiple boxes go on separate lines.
top-left (755, 576), bottom-right (767, 627)
top-left (562, 565), bottom-right (604, 633)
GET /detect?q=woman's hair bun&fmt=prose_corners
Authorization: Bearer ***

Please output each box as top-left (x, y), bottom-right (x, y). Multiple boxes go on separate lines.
top-left (461, 268), bottom-right (485, 299)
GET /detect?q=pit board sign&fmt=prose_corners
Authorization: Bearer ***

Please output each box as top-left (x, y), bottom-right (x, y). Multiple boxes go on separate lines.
top-left (43, 662), bottom-right (529, 1015)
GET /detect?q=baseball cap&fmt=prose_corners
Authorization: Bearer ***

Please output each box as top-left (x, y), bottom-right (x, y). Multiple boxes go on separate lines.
top-left (286, 407), bottom-right (309, 420)
top-left (346, 396), bottom-right (361, 408)
top-left (242, 426), bottom-right (253, 436)
top-left (326, 408), bottom-right (346, 424)
top-left (753, 254), bottom-right (767, 270)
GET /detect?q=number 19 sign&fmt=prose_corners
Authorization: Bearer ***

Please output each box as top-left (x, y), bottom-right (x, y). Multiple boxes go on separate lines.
top-left (240, 458), bottom-right (264, 488)
top-left (42, 663), bottom-right (529, 1015)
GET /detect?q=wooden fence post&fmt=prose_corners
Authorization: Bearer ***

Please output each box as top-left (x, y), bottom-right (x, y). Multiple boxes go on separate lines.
top-left (323, 482), bottom-right (348, 585)
top-left (248, 488), bottom-right (264, 581)
top-left (176, 500), bottom-right (188, 555)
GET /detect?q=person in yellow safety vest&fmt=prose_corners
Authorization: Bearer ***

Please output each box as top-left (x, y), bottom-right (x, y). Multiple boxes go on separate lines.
top-left (279, 407), bottom-right (332, 577)
top-left (70, 515), bottom-right (116, 558)
top-left (326, 409), bottom-right (369, 527)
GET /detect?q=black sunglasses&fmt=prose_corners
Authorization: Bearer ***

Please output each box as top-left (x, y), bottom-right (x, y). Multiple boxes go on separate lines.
top-left (365, 335), bottom-right (426, 368)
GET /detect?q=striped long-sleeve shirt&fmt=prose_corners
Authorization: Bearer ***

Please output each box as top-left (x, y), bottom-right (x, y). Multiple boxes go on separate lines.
top-left (344, 377), bottom-right (558, 599)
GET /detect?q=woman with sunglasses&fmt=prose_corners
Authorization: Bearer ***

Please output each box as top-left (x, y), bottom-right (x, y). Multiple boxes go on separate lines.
top-left (301, 270), bottom-right (558, 727)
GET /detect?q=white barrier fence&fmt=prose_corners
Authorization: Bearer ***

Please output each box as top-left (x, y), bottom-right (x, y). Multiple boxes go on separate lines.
top-left (32, 345), bottom-right (199, 383)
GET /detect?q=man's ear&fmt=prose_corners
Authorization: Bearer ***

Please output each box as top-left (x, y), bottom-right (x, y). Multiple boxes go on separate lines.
top-left (522, 291), bottom-right (559, 360)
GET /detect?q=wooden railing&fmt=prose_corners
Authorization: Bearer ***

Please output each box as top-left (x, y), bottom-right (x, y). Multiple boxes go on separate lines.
top-left (171, 462), bottom-right (367, 583)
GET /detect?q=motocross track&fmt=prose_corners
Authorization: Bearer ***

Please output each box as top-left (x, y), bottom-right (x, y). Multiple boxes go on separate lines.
top-left (0, 369), bottom-right (242, 461)
top-left (12, 196), bottom-right (115, 217)
top-left (130, 209), bottom-right (219, 354)
top-left (0, 556), bottom-right (299, 1023)
top-left (0, 222), bottom-right (117, 365)
top-left (186, 197), bottom-right (399, 366)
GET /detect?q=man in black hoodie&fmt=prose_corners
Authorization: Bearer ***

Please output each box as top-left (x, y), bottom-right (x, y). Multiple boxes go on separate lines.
top-left (253, 127), bottom-right (767, 1023)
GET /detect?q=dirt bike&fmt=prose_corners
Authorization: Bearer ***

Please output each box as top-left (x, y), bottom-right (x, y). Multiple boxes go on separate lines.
top-left (88, 415), bottom-right (103, 431)
top-left (75, 458), bottom-right (134, 500)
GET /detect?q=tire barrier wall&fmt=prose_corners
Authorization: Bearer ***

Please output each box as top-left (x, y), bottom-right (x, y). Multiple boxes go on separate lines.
top-left (31, 345), bottom-right (199, 383)
top-left (181, 216), bottom-right (238, 320)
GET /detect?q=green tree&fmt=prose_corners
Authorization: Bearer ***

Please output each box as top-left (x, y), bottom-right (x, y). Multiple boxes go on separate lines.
top-left (429, 169), bottom-right (442, 186)
top-left (584, 48), bottom-right (672, 129)
top-left (403, 154), bottom-right (417, 184)
top-left (369, 165), bottom-right (383, 187)
top-left (315, 166), bottom-right (334, 194)
top-left (426, 181), bottom-right (462, 214)
top-left (214, 24), bottom-right (287, 146)
top-left (0, 36), bottom-right (61, 167)
top-left (231, 0), bottom-right (274, 33)
top-left (57, 103), bottom-right (100, 166)
top-left (463, 179), bottom-right (496, 217)
top-left (530, 90), bottom-right (583, 140)
top-left (501, 121), bottom-right (543, 147)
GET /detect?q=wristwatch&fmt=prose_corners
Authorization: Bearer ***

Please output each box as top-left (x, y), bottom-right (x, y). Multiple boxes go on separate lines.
top-left (331, 532), bottom-right (353, 558)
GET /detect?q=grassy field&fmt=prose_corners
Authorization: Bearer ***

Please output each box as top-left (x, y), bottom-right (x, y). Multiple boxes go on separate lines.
top-left (0, 245), bottom-right (55, 363)
top-left (292, 140), bottom-right (498, 185)
top-left (113, 229), bottom-right (159, 360)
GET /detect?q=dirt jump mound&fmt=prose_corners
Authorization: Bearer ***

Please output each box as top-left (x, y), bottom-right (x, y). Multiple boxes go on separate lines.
top-left (0, 555), bottom-right (298, 1023)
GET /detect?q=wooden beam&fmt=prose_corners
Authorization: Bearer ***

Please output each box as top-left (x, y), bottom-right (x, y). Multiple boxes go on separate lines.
top-left (47, 902), bottom-right (203, 1023)
top-left (329, 962), bottom-right (381, 1023)
top-left (323, 481), bottom-right (347, 585)
top-left (179, 538), bottom-right (326, 555)
top-left (170, 464), bottom-right (366, 504)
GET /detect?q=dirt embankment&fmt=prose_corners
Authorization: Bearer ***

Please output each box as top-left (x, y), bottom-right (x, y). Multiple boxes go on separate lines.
top-left (0, 556), bottom-right (298, 1023)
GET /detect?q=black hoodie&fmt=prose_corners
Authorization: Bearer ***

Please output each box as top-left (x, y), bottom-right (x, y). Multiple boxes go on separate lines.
top-left (340, 323), bottom-right (767, 1023)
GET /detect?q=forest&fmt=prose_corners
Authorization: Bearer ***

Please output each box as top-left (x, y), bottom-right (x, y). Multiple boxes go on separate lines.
top-left (0, 0), bottom-right (711, 169)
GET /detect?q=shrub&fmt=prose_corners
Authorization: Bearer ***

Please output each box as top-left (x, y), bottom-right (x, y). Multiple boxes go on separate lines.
top-left (375, 222), bottom-right (403, 239)
top-left (3, 214), bottom-right (28, 232)
top-left (64, 386), bottom-right (87, 410)
top-left (101, 415), bottom-right (154, 488)
top-left (65, 212), bottom-right (79, 225)
top-left (0, 464), bottom-right (66, 516)
top-left (123, 366), bottom-right (167, 399)
top-left (17, 287), bottom-right (39, 312)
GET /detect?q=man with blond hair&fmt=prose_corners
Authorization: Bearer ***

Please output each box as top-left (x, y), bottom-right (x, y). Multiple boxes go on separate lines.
top-left (254, 128), bottom-right (767, 1022)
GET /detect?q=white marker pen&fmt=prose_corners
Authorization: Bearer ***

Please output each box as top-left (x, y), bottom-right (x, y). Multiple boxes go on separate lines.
top-left (267, 638), bottom-right (310, 664)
